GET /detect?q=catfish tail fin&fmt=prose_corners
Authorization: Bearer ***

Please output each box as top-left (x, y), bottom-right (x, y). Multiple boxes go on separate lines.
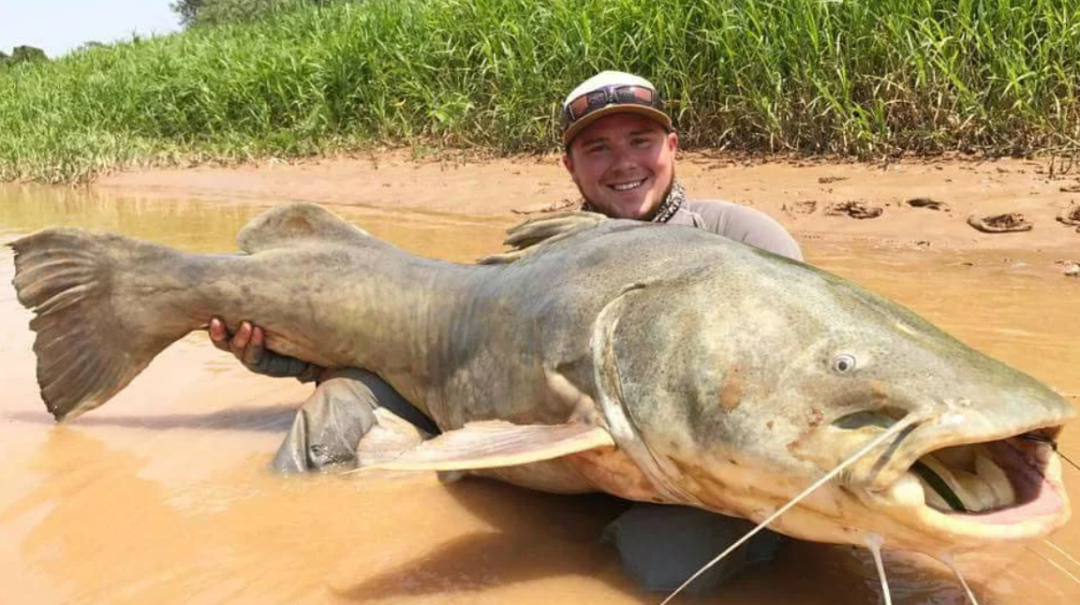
top-left (10, 228), bottom-right (189, 421)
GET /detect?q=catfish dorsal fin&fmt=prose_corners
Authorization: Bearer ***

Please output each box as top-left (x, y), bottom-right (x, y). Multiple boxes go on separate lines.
top-left (364, 420), bottom-right (615, 471)
top-left (236, 202), bottom-right (372, 254)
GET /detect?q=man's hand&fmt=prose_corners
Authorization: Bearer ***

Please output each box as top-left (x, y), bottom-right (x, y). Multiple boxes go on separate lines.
top-left (208, 317), bottom-right (324, 382)
top-left (209, 318), bottom-right (267, 366)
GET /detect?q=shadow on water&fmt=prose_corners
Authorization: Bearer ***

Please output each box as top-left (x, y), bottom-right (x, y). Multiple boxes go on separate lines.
top-left (333, 477), bottom-right (640, 601)
top-left (5, 403), bottom-right (300, 433)
top-left (333, 477), bottom-right (986, 604)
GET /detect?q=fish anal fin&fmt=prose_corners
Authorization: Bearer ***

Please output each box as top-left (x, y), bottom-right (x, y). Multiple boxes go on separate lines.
top-left (367, 421), bottom-right (615, 471)
top-left (236, 202), bottom-right (373, 254)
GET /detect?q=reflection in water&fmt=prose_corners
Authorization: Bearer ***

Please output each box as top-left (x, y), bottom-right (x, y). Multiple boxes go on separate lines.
top-left (0, 184), bottom-right (260, 251)
top-left (0, 183), bottom-right (510, 259)
top-left (9, 429), bottom-right (206, 603)
top-left (0, 185), bottom-right (1077, 604)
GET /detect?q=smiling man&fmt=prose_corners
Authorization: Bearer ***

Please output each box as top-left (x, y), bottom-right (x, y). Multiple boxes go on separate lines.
top-left (559, 71), bottom-right (802, 259)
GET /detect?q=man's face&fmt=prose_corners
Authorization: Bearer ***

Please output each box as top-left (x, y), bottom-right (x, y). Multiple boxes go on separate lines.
top-left (563, 113), bottom-right (678, 220)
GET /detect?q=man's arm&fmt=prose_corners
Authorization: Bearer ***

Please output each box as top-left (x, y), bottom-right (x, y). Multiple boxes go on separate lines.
top-left (209, 318), bottom-right (324, 382)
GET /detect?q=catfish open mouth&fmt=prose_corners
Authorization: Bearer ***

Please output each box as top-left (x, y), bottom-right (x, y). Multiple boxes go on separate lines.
top-left (903, 430), bottom-right (1064, 524)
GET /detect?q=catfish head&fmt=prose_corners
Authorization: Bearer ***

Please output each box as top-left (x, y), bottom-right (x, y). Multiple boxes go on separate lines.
top-left (597, 254), bottom-right (1076, 557)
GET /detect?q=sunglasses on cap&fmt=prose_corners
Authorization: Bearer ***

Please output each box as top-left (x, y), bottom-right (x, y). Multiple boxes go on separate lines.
top-left (561, 84), bottom-right (661, 128)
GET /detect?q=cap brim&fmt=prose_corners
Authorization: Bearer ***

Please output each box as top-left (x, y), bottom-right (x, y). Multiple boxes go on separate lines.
top-left (562, 105), bottom-right (673, 146)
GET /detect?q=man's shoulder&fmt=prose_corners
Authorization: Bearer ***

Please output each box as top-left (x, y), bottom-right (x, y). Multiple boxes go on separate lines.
top-left (677, 198), bottom-right (738, 219)
top-left (668, 198), bottom-right (768, 231)
top-left (671, 199), bottom-right (803, 261)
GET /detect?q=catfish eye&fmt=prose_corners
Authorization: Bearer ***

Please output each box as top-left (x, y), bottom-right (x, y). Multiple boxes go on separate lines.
top-left (833, 354), bottom-right (857, 374)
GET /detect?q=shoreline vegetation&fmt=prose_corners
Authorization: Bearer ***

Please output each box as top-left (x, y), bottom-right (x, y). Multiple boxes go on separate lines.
top-left (2, 0), bottom-right (1079, 184)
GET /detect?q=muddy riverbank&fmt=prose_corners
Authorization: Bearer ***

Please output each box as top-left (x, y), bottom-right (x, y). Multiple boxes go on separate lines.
top-left (92, 151), bottom-right (1080, 255)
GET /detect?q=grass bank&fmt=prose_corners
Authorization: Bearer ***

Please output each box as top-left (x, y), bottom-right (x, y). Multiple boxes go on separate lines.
top-left (2, 0), bottom-right (1080, 183)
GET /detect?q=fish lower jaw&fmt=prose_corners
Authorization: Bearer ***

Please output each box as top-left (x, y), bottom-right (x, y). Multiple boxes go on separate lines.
top-left (871, 440), bottom-right (1069, 547)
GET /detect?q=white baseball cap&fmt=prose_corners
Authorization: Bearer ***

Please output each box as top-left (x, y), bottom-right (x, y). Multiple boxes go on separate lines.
top-left (561, 71), bottom-right (672, 146)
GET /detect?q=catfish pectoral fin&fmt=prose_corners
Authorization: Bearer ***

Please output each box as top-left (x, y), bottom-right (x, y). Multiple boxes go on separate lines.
top-left (502, 212), bottom-right (607, 252)
top-left (364, 421), bottom-right (615, 472)
top-left (10, 229), bottom-right (194, 421)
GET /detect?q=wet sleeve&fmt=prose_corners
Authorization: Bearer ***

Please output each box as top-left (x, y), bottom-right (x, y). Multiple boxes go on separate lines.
top-left (248, 350), bottom-right (324, 383)
top-left (688, 200), bottom-right (803, 261)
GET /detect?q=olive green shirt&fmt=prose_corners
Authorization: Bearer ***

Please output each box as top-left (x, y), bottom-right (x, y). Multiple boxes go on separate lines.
top-left (667, 199), bottom-right (803, 262)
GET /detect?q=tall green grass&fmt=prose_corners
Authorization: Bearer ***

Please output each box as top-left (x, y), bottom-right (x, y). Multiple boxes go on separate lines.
top-left (2, 0), bottom-right (1079, 183)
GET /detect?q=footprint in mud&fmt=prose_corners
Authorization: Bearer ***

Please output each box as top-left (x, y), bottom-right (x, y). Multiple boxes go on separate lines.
top-left (782, 200), bottom-right (818, 215)
top-left (906, 197), bottom-right (950, 211)
top-left (826, 200), bottom-right (882, 219)
top-left (1056, 203), bottom-right (1080, 232)
top-left (966, 213), bottom-right (1033, 233)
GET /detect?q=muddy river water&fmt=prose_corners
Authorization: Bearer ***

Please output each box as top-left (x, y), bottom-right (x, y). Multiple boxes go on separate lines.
top-left (1, 184), bottom-right (1078, 604)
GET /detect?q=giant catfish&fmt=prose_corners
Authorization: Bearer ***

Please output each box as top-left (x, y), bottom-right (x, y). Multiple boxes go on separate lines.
top-left (10, 202), bottom-right (1075, 576)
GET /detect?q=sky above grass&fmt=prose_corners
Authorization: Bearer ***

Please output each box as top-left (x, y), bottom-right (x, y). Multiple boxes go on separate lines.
top-left (0, 0), bottom-right (180, 58)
